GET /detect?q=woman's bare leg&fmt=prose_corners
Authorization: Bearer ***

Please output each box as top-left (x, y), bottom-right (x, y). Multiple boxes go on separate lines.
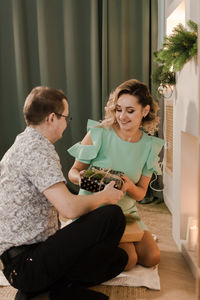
top-left (119, 242), bottom-right (138, 271)
top-left (134, 230), bottom-right (160, 267)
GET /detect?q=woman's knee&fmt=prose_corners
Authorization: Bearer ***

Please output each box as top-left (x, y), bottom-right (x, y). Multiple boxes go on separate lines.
top-left (151, 248), bottom-right (160, 266)
top-left (125, 251), bottom-right (138, 271)
top-left (135, 231), bottom-right (160, 267)
top-left (119, 242), bottom-right (138, 271)
top-left (140, 249), bottom-right (160, 267)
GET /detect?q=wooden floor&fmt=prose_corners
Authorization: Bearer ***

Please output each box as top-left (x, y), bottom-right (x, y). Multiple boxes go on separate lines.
top-left (93, 200), bottom-right (196, 299)
top-left (137, 200), bottom-right (196, 300)
top-left (0, 201), bottom-right (196, 300)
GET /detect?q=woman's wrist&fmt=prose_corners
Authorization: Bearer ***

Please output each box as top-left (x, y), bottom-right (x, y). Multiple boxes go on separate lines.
top-left (68, 169), bottom-right (81, 186)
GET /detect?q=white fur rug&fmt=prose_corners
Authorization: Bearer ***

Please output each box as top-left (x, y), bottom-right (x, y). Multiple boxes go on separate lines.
top-left (103, 264), bottom-right (160, 290)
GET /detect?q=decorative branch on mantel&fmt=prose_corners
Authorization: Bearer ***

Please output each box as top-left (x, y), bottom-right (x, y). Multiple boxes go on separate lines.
top-left (152, 20), bottom-right (197, 97)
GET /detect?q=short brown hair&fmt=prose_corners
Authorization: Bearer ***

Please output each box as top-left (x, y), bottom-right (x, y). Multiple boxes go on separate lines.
top-left (23, 86), bottom-right (67, 125)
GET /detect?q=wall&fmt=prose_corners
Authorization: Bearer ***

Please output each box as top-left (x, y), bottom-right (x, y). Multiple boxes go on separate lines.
top-left (163, 0), bottom-right (199, 249)
top-left (173, 58), bottom-right (198, 247)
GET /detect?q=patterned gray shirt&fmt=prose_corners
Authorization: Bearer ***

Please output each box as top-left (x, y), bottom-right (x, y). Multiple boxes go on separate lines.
top-left (0, 127), bottom-right (66, 255)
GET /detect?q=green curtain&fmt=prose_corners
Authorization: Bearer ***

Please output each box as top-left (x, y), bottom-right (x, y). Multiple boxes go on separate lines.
top-left (0, 0), bottom-right (157, 191)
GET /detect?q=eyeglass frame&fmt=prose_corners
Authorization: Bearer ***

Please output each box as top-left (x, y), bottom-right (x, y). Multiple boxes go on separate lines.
top-left (54, 112), bottom-right (72, 123)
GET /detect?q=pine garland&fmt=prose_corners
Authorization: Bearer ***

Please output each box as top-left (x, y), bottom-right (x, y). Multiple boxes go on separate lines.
top-left (152, 20), bottom-right (197, 88)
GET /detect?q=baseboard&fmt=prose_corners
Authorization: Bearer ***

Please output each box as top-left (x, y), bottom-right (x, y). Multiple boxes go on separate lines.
top-left (163, 193), bottom-right (173, 213)
top-left (181, 240), bottom-right (197, 279)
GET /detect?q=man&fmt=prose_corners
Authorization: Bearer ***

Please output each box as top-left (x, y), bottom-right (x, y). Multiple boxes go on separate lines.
top-left (0, 87), bottom-right (128, 300)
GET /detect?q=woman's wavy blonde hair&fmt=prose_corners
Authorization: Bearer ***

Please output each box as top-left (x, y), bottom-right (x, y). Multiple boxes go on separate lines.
top-left (99, 79), bottom-right (160, 135)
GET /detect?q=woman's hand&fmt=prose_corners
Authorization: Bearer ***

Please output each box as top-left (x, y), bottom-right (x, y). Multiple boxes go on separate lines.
top-left (121, 174), bottom-right (134, 193)
top-left (68, 161), bottom-right (89, 186)
top-left (120, 174), bottom-right (151, 201)
top-left (79, 170), bottom-right (85, 186)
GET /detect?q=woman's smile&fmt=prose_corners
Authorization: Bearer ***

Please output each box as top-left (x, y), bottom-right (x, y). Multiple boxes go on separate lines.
top-left (115, 94), bottom-right (144, 131)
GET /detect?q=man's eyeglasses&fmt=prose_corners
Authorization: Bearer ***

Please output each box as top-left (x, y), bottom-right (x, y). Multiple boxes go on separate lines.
top-left (54, 113), bottom-right (72, 123)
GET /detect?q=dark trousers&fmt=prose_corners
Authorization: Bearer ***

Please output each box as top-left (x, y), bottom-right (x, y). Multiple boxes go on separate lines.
top-left (3, 205), bottom-right (128, 295)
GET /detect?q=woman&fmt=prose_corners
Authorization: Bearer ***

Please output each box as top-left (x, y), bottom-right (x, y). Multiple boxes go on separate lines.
top-left (68, 79), bottom-right (165, 271)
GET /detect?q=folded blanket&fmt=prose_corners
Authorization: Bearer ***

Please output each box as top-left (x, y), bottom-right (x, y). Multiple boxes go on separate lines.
top-left (102, 264), bottom-right (160, 290)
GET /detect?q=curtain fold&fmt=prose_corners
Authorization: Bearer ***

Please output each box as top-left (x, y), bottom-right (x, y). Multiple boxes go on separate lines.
top-left (12, 0), bottom-right (30, 120)
top-left (0, 1), bottom-right (23, 151)
top-left (0, 0), bottom-right (158, 190)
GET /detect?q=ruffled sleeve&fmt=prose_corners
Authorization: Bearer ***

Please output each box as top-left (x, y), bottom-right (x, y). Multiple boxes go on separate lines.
top-left (67, 119), bottom-right (103, 164)
top-left (142, 136), bottom-right (165, 177)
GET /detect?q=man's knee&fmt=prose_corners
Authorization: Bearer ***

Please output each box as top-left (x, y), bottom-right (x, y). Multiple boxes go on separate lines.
top-left (100, 204), bottom-right (125, 224)
top-left (88, 205), bottom-right (125, 241)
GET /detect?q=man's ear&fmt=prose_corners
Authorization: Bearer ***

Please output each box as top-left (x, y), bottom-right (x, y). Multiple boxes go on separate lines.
top-left (46, 113), bottom-right (55, 124)
top-left (143, 105), bottom-right (150, 117)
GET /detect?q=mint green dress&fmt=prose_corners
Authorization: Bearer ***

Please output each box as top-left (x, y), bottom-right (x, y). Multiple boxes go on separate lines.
top-left (68, 119), bottom-right (165, 230)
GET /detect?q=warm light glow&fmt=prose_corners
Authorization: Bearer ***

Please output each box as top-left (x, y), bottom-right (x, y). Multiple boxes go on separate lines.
top-left (187, 220), bottom-right (198, 251)
top-left (166, 1), bottom-right (185, 36)
top-left (191, 225), bottom-right (198, 230)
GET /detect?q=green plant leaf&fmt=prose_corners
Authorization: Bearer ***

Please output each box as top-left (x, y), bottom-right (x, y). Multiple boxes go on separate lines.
top-left (152, 19), bottom-right (197, 88)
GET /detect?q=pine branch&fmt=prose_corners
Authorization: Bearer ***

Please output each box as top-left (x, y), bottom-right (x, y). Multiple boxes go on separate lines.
top-left (152, 19), bottom-right (197, 81)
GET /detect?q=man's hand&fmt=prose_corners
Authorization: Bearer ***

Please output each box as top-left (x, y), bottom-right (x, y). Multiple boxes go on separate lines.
top-left (102, 181), bottom-right (124, 204)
